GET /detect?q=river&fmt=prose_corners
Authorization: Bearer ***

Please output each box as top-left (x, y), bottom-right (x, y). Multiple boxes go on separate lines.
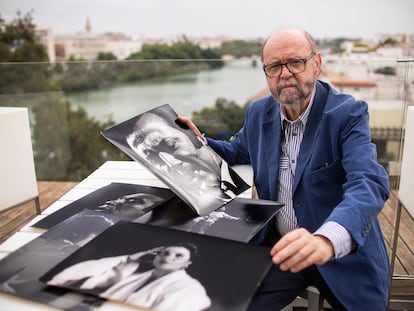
top-left (66, 58), bottom-right (267, 124)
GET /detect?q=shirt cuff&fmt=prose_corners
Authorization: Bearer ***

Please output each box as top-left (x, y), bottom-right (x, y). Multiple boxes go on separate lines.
top-left (197, 134), bottom-right (208, 146)
top-left (314, 221), bottom-right (352, 259)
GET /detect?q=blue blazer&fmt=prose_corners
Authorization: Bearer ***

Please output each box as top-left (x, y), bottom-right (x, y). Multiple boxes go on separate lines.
top-left (207, 80), bottom-right (391, 310)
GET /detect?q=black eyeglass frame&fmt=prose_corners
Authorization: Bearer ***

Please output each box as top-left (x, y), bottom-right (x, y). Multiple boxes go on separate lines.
top-left (262, 52), bottom-right (316, 78)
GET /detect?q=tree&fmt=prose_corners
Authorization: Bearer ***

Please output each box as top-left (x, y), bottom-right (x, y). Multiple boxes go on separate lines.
top-left (380, 38), bottom-right (398, 47)
top-left (0, 11), bottom-right (128, 181)
top-left (192, 98), bottom-right (248, 140)
top-left (0, 11), bottom-right (50, 94)
top-left (0, 11), bottom-right (48, 62)
top-left (97, 52), bottom-right (117, 60)
top-left (374, 66), bottom-right (397, 76)
top-left (215, 40), bottom-right (262, 58)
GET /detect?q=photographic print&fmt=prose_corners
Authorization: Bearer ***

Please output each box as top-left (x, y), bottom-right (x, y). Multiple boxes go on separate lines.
top-left (41, 221), bottom-right (272, 311)
top-left (0, 209), bottom-right (120, 310)
top-left (33, 182), bottom-right (176, 229)
top-left (135, 197), bottom-right (282, 243)
top-left (101, 104), bottom-right (250, 216)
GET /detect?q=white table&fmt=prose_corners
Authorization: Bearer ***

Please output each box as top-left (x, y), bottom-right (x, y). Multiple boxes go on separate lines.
top-left (0, 160), bottom-right (253, 310)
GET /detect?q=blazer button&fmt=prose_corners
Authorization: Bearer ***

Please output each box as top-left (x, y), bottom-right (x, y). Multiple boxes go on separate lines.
top-left (362, 228), bottom-right (368, 237)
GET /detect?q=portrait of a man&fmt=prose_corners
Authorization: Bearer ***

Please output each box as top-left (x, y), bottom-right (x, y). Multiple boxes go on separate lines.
top-left (101, 104), bottom-right (249, 216)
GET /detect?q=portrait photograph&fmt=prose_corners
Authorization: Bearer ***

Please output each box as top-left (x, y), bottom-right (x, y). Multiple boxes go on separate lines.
top-left (41, 221), bottom-right (272, 311)
top-left (0, 209), bottom-right (117, 310)
top-left (101, 104), bottom-right (250, 216)
top-left (33, 182), bottom-right (176, 229)
top-left (135, 196), bottom-right (282, 243)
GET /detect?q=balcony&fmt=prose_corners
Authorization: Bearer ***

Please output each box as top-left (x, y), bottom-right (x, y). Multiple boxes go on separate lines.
top-left (0, 57), bottom-right (413, 308)
top-left (0, 58), bottom-right (411, 182)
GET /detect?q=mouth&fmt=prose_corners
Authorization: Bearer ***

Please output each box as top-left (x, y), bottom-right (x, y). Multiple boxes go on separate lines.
top-left (281, 84), bottom-right (296, 90)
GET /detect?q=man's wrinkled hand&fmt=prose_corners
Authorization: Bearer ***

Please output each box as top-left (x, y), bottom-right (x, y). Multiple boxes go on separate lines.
top-left (270, 228), bottom-right (334, 273)
top-left (177, 116), bottom-right (203, 138)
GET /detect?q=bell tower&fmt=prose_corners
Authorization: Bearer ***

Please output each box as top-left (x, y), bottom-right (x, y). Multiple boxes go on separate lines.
top-left (85, 17), bottom-right (92, 33)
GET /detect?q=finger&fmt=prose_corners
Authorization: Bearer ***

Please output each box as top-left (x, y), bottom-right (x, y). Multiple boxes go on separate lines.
top-left (270, 228), bottom-right (309, 257)
top-left (177, 116), bottom-right (203, 138)
top-left (276, 243), bottom-right (316, 272)
top-left (271, 234), bottom-right (309, 266)
top-left (275, 236), bottom-right (334, 272)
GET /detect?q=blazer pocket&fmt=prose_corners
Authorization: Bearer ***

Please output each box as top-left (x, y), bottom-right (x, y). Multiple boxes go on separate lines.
top-left (310, 157), bottom-right (343, 183)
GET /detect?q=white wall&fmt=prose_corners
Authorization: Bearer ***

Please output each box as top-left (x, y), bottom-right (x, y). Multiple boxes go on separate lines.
top-left (0, 107), bottom-right (38, 211)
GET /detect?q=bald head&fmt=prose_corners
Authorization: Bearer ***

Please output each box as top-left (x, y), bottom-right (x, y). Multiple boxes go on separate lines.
top-left (261, 28), bottom-right (317, 63)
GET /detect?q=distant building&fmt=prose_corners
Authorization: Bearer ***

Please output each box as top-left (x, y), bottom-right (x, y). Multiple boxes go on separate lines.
top-left (35, 27), bottom-right (55, 62)
top-left (53, 18), bottom-right (144, 61)
top-left (330, 80), bottom-right (377, 99)
top-left (54, 19), bottom-right (108, 60)
top-left (103, 33), bottom-right (143, 60)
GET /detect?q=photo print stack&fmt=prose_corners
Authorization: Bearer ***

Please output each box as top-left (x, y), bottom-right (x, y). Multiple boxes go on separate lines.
top-left (0, 104), bottom-right (283, 311)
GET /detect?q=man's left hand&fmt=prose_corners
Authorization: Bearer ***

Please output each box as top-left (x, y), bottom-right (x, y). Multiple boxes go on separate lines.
top-left (270, 228), bottom-right (334, 273)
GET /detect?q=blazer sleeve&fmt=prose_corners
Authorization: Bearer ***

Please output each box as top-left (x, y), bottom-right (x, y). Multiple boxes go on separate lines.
top-left (320, 98), bottom-right (390, 247)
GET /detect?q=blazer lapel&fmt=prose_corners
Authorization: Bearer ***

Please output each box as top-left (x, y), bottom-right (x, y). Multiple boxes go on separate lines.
top-left (293, 82), bottom-right (328, 194)
top-left (262, 102), bottom-right (282, 201)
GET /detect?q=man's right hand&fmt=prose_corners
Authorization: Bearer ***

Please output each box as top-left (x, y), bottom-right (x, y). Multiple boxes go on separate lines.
top-left (177, 116), bottom-right (203, 139)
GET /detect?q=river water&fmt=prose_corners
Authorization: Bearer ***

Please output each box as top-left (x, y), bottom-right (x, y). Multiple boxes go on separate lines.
top-left (66, 58), bottom-right (268, 123)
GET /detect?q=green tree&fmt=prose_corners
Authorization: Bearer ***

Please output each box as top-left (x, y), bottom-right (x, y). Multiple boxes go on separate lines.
top-left (0, 11), bottom-right (48, 62)
top-left (127, 39), bottom-right (223, 70)
top-left (0, 11), bottom-right (128, 181)
top-left (97, 52), bottom-right (117, 60)
top-left (0, 11), bottom-right (50, 94)
top-left (30, 94), bottom-right (128, 181)
top-left (192, 98), bottom-right (248, 140)
top-left (380, 38), bottom-right (398, 47)
top-left (215, 40), bottom-right (262, 58)
top-left (374, 66), bottom-right (397, 76)
top-left (64, 106), bottom-right (128, 181)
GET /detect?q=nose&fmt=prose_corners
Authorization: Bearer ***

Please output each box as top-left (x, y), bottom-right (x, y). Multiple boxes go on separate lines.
top-left (279, 64), bottom-right (292, 79)
top-left (163, 252), bottom-right (175, 262)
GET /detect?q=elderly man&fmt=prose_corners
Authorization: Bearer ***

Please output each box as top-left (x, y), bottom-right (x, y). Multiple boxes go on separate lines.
top-left (180, 27), bottom-right (390, 310)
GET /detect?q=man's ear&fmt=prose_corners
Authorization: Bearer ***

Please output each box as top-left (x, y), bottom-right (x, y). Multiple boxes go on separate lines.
top-left (315, 52), bottom-right (322, 77)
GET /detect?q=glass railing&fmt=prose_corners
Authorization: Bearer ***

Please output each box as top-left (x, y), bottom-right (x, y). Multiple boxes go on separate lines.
top-left (0, 57), bottom-right (412, 185)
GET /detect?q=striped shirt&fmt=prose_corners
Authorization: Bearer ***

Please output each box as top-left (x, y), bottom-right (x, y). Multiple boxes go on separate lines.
top-left (275, 90), bottom-right (352, 259)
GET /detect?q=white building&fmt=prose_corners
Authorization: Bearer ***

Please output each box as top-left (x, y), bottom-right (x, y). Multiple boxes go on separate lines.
top-left (54, 19), bottom-right (144, 61)
top-left (54, 19), bottom-right (108, 61)
top-left (102, 33), bottom-right (143, 60)
top-left (35, 27), bottom-right (56, 62)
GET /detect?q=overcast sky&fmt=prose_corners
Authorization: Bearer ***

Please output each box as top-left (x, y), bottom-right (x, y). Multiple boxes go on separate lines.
top-left (1, 0), bottom-right (413, 40)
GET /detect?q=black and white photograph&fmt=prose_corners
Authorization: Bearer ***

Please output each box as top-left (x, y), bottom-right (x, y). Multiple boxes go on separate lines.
top-left (101, 104), bottom-right (250, 216)
top-left (135, 196), bottom-right (283, 243)
top-left (33, 182), bottom-right (176, 229)
top-left (41, 221), bottom-right (272, 311)
top-left (0, 209), bottom-right (119, 310)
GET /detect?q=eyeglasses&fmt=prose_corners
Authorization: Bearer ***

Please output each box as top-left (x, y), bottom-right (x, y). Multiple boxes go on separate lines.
top-left (262, 52), bottom-right (316, 78)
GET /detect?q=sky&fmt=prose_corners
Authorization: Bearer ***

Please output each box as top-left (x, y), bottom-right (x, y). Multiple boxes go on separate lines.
top-left (1, 0), bottom-right (414, 40)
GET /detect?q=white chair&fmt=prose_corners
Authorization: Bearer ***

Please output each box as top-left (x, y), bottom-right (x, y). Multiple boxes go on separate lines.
top-left (0, 107), bottom-right (40, 214)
